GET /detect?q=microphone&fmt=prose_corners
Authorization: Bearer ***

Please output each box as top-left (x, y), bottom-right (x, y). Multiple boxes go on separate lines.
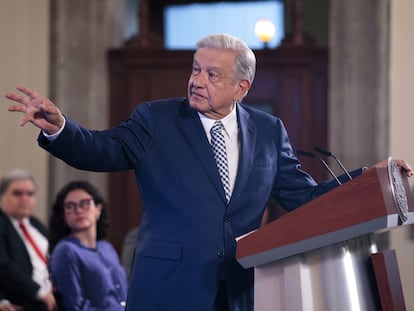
top-left (314, 146), bottom-right (352, 181)
top-left (297, 150), bottom-right (342, 185)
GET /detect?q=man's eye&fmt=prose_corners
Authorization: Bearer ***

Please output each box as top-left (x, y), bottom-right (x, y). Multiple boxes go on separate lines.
top-left (192, 67), bottom-right (200, 74)
top-left (209, 72), bottom-right (219, 81)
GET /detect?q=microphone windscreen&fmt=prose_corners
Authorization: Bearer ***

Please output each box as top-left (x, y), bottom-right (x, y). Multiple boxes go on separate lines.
top-left (314, 146), bottom-right (332, 156)
top-left (297, 150), bottom-right (315, 158)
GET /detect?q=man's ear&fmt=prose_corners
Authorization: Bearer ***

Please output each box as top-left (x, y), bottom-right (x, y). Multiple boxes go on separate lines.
top-left (235, 79), bottom-right (251, 101)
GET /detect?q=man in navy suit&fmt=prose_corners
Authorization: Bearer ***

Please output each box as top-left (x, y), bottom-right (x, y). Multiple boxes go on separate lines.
top-left (0, 169), bottom-right (56, 311)
top-left (5, 34), bottom-right (413, 311)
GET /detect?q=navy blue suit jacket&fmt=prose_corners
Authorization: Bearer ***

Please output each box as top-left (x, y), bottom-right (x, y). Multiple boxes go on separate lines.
top-left (0, 209), bottom-right (48, 305)
top-left (39, 98), bottom-right (357, 311)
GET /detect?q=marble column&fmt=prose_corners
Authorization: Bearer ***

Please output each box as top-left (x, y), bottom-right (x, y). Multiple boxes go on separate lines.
top-left (49, 0), bottom-right (125, 202)
top-left (329, 0), bottom-right (390, 170)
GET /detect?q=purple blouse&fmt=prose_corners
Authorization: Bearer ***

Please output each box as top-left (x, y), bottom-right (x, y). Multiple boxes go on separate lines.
top-left (50, 236), bottom-right (128, 311)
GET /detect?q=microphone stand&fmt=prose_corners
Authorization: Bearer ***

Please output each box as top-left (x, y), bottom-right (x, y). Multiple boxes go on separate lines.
top-left (297, 150), bottom-right (342, 186)
top-left (314, 146), bottom-right (352, 181)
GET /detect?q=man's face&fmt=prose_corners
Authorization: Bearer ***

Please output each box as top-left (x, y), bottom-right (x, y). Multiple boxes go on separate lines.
top-left (188, 47), bottom-right (250, 119)
top-left (0, 179), bottom-right (36, 220)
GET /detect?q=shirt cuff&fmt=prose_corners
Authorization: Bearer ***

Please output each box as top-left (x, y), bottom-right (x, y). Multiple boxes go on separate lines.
top-left (42, 117), bottom-right (66, 141)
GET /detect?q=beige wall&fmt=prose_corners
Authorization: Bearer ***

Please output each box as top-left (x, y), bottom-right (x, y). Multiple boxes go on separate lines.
top-left (0, 0), bottom-right (50, 221)
top-left (390, 0), bottom-right (414, 184)
top-left (389, 0), bottom-right (414, 307)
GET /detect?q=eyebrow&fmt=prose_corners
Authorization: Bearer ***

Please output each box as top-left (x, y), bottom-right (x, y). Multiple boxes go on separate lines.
top-left (193, 60), bottom-right (223, 71)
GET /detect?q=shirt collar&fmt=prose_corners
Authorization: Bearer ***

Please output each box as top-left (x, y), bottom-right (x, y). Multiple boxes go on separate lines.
top-left (198, 105), bottom-right (238, 138)
top-left (8, 216), bottom-right (30, 229)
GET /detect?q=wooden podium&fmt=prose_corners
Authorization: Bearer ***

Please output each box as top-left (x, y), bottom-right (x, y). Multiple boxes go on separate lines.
top-left (236, 160), bottom-right (414, 310)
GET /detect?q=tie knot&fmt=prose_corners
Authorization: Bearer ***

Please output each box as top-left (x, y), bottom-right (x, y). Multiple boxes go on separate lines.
top-left (211, 121), bottom-right (223, 134)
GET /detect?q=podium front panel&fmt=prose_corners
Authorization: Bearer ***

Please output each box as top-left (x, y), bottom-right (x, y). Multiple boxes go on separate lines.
top-left (254, 235), bottom-right (381, 311)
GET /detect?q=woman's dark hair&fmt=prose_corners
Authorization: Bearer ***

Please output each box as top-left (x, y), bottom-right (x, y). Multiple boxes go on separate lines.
top-left (48, 180), bottom-right (109, 253)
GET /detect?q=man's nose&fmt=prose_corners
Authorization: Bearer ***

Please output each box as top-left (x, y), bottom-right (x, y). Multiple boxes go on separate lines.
top-left (192, 72), bottom-right (208, 86)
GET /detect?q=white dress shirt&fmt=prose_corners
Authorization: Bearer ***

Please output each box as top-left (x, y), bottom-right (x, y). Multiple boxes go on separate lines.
top-left (10, 217), bottom-right (52, 298)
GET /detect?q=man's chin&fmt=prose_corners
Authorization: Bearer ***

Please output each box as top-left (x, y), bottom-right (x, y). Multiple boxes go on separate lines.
top-left (189, 99), bottom-right (206, 111)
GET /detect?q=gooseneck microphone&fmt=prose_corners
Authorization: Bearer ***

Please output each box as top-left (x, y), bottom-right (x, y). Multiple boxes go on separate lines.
top-left (314, 146), bottom-right (352, 181)
top-left (297, 150), bottom-right (342, 186)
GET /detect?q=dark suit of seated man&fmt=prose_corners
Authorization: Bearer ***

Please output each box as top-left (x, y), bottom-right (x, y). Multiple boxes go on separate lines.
top-left (0, 169), bottom-right (56, 311)
top-left (0, 288), bottom-right (23, 311)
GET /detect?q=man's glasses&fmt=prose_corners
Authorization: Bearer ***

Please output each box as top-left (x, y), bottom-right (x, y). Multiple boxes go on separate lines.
top-left (63, 198), bottom-right (94, 212)
top-left (11, 190), bottom-right (35, 197)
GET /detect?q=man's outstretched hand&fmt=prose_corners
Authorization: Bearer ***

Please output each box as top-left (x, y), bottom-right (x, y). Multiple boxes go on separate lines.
top-left (5, 85), bottom-right (64, 135)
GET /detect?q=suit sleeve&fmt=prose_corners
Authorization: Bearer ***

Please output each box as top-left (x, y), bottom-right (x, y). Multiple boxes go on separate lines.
top-left (271, 119), bottom-right (362, 211)
top-left (37, 102), bottom-right (155, 172)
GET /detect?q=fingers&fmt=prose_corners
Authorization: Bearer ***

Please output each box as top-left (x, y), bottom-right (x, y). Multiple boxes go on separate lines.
top-left (395, 159), bottom-right (414, 177)
top-left (6, 94), bottom-right (32, 126)
top-left (5, 93), bottom-right (31, 107)
top-left (19, 113), bottom-right (34, 127)
top-left (370, 159), bottom-right (413, 177)
top-left (16, 84), bottom-right (41, 99)
top-left (7, 104), bottom-right (27, 113)
top-left (40, 293), bottom-right (56, 311)
top-left (5, 85), bottom-right (42, 105)
top-left (6, 85), bottom-right (41, 108)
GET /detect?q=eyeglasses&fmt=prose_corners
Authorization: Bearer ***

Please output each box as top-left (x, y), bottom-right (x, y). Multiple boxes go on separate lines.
top-left (11, 190), bottom-right (35, 197)
top-left (63, 198), bottom-right (94, 212)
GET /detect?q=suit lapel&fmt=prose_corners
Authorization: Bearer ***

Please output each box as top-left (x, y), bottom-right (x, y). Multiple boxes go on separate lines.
top-left (230, 105), bottom-right (256, 204)
top-left (179, 102), bottom-right (229, 203)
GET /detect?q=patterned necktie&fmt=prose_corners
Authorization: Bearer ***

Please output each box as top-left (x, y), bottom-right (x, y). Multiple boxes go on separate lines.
top-left (19, 221), bottom-right (48, 265)
top-left (210, 121), bottom-right (231, 202)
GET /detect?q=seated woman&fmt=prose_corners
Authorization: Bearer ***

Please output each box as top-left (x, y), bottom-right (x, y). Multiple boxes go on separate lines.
top-left (48, 181), bottom-right (128, 311)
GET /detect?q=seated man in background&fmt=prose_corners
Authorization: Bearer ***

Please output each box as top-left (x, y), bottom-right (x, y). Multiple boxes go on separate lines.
top-left (0, 169), bottom-right (56, 311)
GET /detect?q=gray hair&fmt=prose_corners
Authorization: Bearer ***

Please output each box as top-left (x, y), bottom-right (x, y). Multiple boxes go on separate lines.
top-left (0, 169), bottom-right (36, 195)
top-left (196, 33), bottom-right (256, 84)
